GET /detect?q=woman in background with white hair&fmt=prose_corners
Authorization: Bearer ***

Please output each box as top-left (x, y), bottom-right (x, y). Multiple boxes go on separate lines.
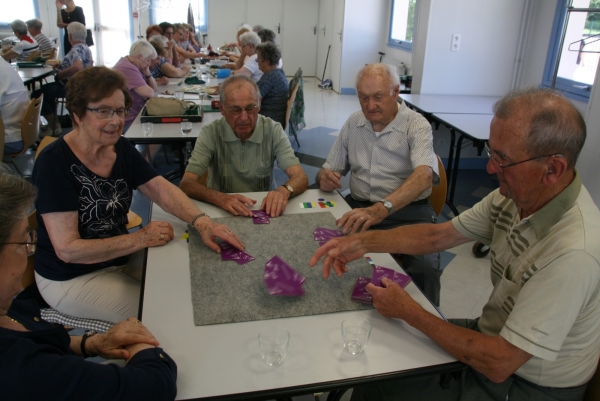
top-left (31, 21), bottom-right (92, 136)
top-left (112, 40), bottom-right (158, 131)
top-left (233, 31), bottom-right (263, 82)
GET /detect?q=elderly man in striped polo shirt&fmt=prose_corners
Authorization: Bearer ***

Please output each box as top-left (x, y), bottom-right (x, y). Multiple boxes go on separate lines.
top-left (26, 19), bottom-right (54, 59)
top-left (316, 63), bottom-right (442, 305)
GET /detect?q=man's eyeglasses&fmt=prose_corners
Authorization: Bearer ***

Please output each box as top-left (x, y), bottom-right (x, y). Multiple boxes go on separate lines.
top-left (86, 107), bottom-right (131, 120)
top-left (228, 104), bottom-right (259, 116)
top-left (5, 230), bottom-right (37, 256)
top-left (484, 142), bottom-right (563, 172)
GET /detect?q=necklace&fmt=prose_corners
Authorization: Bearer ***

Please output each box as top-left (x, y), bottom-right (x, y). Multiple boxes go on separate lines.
top-left (1, 315), bottom-right (30, 331)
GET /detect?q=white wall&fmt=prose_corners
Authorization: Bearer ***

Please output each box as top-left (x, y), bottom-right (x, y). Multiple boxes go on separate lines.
top-left (418, 0), bottom-right (525, 96)
top-left (379, 0), bottom-right (413, 69)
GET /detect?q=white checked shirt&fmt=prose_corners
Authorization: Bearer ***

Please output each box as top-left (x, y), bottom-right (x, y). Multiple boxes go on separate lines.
top-left (323, 100), bottom-right (439, 202)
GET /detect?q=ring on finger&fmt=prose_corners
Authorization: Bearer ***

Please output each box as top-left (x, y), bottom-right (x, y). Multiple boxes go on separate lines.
top-left (159, 234), bottom-right (165, 240)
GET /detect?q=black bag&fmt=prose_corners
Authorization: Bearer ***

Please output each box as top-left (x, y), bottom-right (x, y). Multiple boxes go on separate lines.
top-left (86, 29), bottom-right (94, 47)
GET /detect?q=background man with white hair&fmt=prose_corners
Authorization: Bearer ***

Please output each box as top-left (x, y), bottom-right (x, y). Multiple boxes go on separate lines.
top-left (316, 63), bottom-right (442, 305)
top-left (1, 19), bottom-right (39, 62)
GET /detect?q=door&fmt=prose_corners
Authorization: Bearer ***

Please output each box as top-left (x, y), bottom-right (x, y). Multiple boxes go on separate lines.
top-left (281, 0), bottom-right (318, 76)
top-left (78, 0), bottom-right (132, 67)
top-left (316, 0), bottom-right (334, 81)
top-left (247, 0), bottom-right (283, 43)
top-left (330, 0), bottom-right (345, 92)
top-left (208, 0), bottom-right (247, 49)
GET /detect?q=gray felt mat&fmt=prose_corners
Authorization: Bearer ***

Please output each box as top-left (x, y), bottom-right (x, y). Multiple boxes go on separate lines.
top-left (188, 211), bottom-right (374, 326)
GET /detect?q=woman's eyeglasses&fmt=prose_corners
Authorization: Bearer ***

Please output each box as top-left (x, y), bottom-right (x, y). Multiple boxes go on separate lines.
top-left (86, 107), bottom-right (131, 120)
top-left (5, 230), bottom-right (37, 256)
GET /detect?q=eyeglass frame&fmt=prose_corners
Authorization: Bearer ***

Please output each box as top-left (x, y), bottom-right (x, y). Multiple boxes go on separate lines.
top-left (86, 107), bottom-right (131, 120)
top-left (226, 104), bottom-right (260, 116)
top-left (4, 230), bottom-right (37, 256)
top-left (484, 142), bottom-right (563, 172)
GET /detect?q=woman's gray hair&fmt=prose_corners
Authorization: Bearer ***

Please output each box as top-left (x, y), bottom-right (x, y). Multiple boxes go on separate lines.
top-left (129, 40), bottom-right (157, 60)
top-left (256, 42), bottom-right (280, 66)
top-left (149, 35), bottom-right (168, 48)
top-left (0, 166), bottom-right (37, 248)
top-left (493, 87), bottom-right (586, 169)
top-left (355, 63), bottom-right (400, 95)
top-left (239, 31), bottom-right (261, 47)
top-left (10, 20), bottom-right (27, 36)
top-left (219, 75), bottom-right (261, 105)
top-left (26, 18), bottom-right (43, 31)
top-left (67, 22), bottom-right (87, 43)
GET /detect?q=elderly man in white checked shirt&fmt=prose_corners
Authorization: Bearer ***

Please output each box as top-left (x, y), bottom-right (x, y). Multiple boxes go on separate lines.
top-left (316, 63), bottom-right (442, 305)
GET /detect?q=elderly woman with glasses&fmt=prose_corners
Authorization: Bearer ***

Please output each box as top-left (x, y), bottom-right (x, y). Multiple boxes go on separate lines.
top-left (32, 67), bottom-right (244, 324)
top-left (233, 31), bottom-right (263, 82)
top-left (0, 168), bottom-right (178, 400)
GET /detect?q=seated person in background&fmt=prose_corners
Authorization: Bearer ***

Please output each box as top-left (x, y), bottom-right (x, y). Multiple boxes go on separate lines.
top-left (146, 24), bottom-right (162, 40)
top-left (149, 35), bottom-right (190, 79)
top-left (180, 75), bottom-right (308, 218)
top-left (147, 40), bottom-right (171, 86)
top-left (0, 57), bottom-right (30, 154)
top-left (112, 40), bottom-right (158, 130)
top-left (256, 28), bottom-right (283, 68)
top-left (26, 19), bottom-right (54, 59)
top-left (233, 32), bottom-right (263, 82)
top-left (184, 23), bottom-right (202, 52)
top-left (157, 22), bottom-right (180, 67)
top-left (316, 63), bottom-right (441, 305)
top-left (173, 23), bottom-right (199, 60)
top-left (252, 25), bottom-right (264, 33)
top-left (0, 168), bottom-right (178, 401)
top-left (223, 24), bottom-right (253, 63)
top-left (31, 21), bottom-right (93, 136)
top-left (33, 67), bottom-right (244, 323)
top-left (310, 87), bottom-right (600, 401)
top-left (256, 42), bottom-right (288, 127)
top-left (1, 19), bottom-right (39, 62)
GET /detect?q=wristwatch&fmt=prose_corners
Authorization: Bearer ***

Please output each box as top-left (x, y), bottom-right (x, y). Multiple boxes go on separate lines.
top-left (378, 199), bottom-right (393, 215)
top-left (80, 331), bottom-right (98, 358)
top-left (281, 184), bottom-right (294, 197)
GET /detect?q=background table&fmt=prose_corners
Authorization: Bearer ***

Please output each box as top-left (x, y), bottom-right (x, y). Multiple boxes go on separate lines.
top-left (432, 113), bottom-right (493, 213)
top-left (140, 189), bottom-right (460, 400)
top-left (18, 66), bottom-right (54, 90)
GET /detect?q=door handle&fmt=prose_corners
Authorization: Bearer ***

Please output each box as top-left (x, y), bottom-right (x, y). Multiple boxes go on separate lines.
top-left (573, 85), bottom-right (591, 91)
top-left (277, 23), bottom-right (281, 34)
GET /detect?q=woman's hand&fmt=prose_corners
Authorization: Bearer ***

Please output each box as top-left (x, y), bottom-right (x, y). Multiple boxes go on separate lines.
top-left (87, 317), bottom-right (160, 360)
top-left (195, 218), bottom-right (245, 253)
top-left (136, 221), bottom-right (174, 247)
top-left (55, 0), bottom-right (63, 9)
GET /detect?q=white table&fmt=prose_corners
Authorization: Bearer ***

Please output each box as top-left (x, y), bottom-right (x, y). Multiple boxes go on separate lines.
top-left (124, 76), bottom-right (225, 179)
top-left (400, 94), bottom-right (500, 116)
top-left (17, 66), bottom-right (54, 90)
top-left (432, 113), bottom-right (493, 213)
top-left (140, 189), bottom-right (460, 400)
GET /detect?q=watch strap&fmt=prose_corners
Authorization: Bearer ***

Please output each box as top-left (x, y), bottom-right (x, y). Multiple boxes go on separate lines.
top-left (80, 331), bottom-right (98, 358)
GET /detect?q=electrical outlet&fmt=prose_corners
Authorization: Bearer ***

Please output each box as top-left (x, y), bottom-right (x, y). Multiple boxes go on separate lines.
top-left (451, 34), bottom-right (461, 52)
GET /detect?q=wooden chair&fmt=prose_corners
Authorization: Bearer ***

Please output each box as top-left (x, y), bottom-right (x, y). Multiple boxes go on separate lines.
top-left (429, 155), bottom-right (448, 216)
top-left (26, 49), bottom-right (42, 61)
top-left (47, 47), bottom-right (57, 60)
top-left (6, 94), bottom-right (43, 162)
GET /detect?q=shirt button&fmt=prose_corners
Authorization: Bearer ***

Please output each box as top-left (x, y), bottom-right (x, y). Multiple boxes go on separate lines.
top-left (159, 353), bottom-right (164, 359)
top-left (33, 317), bottom-right (40, 322)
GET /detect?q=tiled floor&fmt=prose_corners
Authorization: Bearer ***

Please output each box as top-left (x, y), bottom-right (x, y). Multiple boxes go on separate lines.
top-left (8, 78), bottom-right (499, 401)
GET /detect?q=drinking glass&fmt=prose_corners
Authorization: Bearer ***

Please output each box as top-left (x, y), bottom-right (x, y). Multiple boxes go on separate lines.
top-left (180, 121), bottom-right (193, 136)
top-left (175, 91), bottom-right (185, 101)
top-left (258, 326), bottom-right (289, 367)
top-left (342, 318), bottom-right (371, 355)
top-left (141, 122), bottom-right (153, 137)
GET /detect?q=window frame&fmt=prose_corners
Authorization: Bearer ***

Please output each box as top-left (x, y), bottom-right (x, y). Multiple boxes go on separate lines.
top-left (542, 0), bottom-right (600, 102)
top-left (149, 0), bottom-right (208, 32)
top-left (0, 0), bottom-right (39, 30)
top-left (387, 0), bottom-right (417, 52)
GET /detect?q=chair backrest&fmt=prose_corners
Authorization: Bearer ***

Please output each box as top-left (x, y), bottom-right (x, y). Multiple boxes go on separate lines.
top-left (48, 47), bottom-right (57, 60)
top-left (21, 94), bottom-right (43, 150)
top-left (284, 81), bottom-right (300, 131)
top-left (35, 136), bottom-right (58, 160)
top-left (27, 49), bottom-right (42, 61)
top-left (429, 155), bottom-right (447, 216)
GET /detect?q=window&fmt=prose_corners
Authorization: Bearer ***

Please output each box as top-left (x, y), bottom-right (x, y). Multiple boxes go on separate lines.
top-left (388, 0), bottom-right (417, 51)
top-left (150, 0), bottom-right (207, 32)
top-left (543, 0), bottom-right (600, 102)
top-left (0, 1), bottom-right (38, 29)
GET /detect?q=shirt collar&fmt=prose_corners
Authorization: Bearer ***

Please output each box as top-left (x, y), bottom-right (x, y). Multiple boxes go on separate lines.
top-left (219, 116), bottom-right (264, 144)
top-left (528, 170), bottom-right (582, 239)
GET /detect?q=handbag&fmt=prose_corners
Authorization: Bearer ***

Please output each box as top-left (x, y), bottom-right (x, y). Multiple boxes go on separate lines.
top-left (145, 98), bottom-right (193, 116)
top-left (86, 29), bottom-right (94, 47)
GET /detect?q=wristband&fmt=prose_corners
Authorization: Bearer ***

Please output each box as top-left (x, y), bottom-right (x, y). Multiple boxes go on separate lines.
top-left (191, 213), bottom-right (210, 227)
top-left (80, 331), bottom-right (98, 358)
top-left (144, 74), bottom-right (152, 78)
